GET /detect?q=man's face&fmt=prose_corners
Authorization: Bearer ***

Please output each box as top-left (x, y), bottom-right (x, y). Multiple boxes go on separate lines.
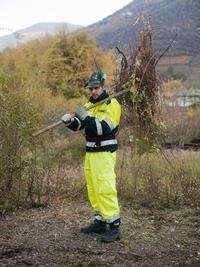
top-left (89, 86), bottom-right (104, 99)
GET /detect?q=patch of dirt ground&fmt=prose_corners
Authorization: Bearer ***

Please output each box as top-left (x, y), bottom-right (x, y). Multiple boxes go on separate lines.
top-left (0, 200), bottom-right (200, 267)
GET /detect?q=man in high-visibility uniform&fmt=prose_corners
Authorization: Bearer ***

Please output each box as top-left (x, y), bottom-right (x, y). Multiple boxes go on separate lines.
top-left (61, 71), bottom-right (121, 242)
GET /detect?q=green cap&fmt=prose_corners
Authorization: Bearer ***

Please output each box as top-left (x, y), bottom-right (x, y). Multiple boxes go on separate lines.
top-left (84, 71), bottom-right (106, 88)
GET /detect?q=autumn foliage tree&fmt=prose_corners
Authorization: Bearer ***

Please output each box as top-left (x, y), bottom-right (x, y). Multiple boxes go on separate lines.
top-left (0, 30), bottom-right (114, 210)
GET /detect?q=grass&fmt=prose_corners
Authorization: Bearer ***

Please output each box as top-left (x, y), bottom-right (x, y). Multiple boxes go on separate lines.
top-left (117, 149), bottom-right (200, 208)
top-left (38, 143), bottom-right (200, 209)
top-left (1, 130), bottom-right (200, 212)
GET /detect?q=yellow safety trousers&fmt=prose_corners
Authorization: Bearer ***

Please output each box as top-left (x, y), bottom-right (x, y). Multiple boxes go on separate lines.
top-left (84, 151), bottom-right (120, 222)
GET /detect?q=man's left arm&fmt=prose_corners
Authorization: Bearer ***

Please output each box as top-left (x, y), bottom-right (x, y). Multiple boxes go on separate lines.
top-left (78, 100), bottom-right (121, 136)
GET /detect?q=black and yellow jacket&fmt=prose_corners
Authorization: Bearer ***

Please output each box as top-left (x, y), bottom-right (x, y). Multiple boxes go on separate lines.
top-left (67, 90), bottom-right (121, 152)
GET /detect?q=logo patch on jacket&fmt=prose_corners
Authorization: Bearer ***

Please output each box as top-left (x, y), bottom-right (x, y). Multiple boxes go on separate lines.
top-left (99, 109), bottom-right (107, 113)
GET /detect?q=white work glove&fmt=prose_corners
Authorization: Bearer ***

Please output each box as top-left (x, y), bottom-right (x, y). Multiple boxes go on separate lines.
top-left (61, 113), bottom-right (73, 124)
top-left (75, 106), bottom-right (88, 121)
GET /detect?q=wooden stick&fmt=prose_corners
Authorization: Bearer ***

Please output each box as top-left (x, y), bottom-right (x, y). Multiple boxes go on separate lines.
top-left (32, 88), bottom-right (130, 137)
top-left (32, 120), bottom-right (63, 137)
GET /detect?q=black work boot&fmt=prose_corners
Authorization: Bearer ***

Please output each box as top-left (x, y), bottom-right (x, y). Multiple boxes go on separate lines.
top-left (102, 223), bottom-right (120, 242)
top-left (81, 220), bottom-right (107, 234)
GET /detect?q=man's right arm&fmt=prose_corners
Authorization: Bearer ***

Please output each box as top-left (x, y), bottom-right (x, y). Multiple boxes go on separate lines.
top-left (61, 113), bottom-right (84, 131)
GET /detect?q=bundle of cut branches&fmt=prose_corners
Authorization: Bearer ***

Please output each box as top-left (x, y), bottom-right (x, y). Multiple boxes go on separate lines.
top-left (113, 18), bottom-right (163, 155)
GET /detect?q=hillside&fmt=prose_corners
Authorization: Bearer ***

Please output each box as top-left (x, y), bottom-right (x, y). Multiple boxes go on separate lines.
top-left (0, 1), bottom-right (200, 85)
top-left (1, 1), bottom-right (199, 56)
top-left (86, 0), bottom-right (200, 55)
top-left (0, 22), bottom-right (82, 52)
top-left (85, 0), bottom-right (200, 86)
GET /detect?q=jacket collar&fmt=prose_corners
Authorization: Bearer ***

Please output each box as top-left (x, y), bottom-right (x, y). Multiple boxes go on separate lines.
top-left (89, 90), bottom-right (109, 104)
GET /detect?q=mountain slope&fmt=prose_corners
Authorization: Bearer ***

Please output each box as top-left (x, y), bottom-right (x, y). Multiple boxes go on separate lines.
top-left (86, 0), bottom-right (200, 55)
top-left (0, 22), bottom-right (82, 52)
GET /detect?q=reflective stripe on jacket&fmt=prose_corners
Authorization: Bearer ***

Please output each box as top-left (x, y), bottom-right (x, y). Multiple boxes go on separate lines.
top-left (67, 90), bottom-right (121, 152)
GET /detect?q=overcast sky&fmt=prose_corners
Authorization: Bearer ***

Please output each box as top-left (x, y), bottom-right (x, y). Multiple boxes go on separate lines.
top-left (0, 0), bottom-right (133, 37)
